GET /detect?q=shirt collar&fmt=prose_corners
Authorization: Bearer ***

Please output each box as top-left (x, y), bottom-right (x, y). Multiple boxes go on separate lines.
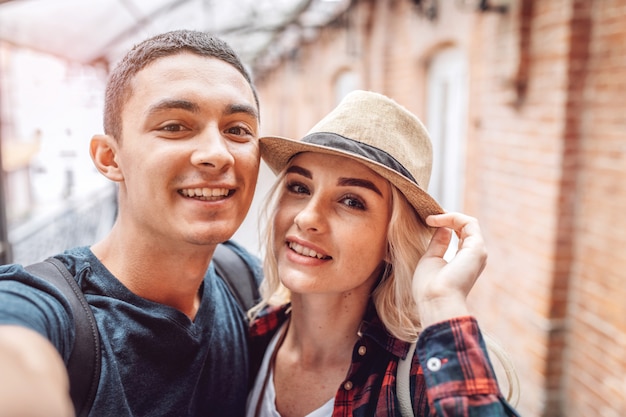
top-left (252, 302), bottom-right (414, 360)
top-left (356, 302), bottom-right (414, 359)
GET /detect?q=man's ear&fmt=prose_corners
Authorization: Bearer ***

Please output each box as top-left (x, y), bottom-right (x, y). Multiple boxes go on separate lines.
top-left (90, 134), bottom-right (124, 182)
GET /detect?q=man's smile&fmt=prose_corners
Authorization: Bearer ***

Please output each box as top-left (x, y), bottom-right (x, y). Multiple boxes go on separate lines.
top-left (179, 188), bottom-right (233, 200)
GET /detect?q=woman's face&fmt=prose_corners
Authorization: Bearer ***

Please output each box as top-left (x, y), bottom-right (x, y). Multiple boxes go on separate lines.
top-left (272, 152), bottom-right (392, 296)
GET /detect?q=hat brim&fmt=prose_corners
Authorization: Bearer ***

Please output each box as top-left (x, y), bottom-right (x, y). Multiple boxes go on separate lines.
top-left (260, 135), bottom-right (444, 223)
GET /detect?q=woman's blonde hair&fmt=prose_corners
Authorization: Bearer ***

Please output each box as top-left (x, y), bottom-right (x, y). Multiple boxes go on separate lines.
top-left (249, 168), bottom-right (519, 404)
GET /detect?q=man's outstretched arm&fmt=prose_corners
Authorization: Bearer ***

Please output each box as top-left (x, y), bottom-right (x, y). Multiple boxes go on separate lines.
top-left (0, 325), bottom-right (73, 417)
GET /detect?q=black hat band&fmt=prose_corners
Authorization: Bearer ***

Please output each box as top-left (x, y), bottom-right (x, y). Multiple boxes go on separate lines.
top-left (300, 132), bottom-right (419, 186)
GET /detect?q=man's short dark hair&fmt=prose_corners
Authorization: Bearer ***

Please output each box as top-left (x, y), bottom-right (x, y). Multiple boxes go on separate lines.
top-left (103, 29), bottom-right (259, 140)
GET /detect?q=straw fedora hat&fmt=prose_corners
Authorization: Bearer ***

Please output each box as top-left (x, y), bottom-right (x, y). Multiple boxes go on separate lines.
top-left (259, 90), bottom-right (444, 222)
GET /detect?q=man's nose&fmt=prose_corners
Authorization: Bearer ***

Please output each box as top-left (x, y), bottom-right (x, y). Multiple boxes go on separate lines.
top-left (190, 127), bottom-right (234, 171)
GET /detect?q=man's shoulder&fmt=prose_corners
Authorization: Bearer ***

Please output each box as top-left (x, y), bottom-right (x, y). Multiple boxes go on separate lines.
top-left (0, 250), bottom-right (83, 353)
top-left (217, 240), bottom-right (262, 281)
top-left (0, 246), bottom-right (97, 293)
top-left (49, 246), bottom-right (95, 274)
top-left (210, 240), bottom-right (263, 312)
top-left (0, 246), bottom-right (81, 279)
top-left (249, 304), bottom-right (290, 337)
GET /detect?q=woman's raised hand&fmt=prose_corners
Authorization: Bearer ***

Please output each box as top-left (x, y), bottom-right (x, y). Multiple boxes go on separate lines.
top-left (412, 212), bottom-right (488, 327)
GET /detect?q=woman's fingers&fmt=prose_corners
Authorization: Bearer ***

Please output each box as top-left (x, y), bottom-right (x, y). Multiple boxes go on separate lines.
top-left (414, 212), bottom-right (488, 304)
top-left (422, 224), bottom-right (453, 260)
top-left (414, 213), bottom-right (489, 325)
top-left (426, 213), bottom-right (486, 264)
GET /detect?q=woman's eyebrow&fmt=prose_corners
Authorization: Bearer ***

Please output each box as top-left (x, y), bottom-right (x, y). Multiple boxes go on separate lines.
top-left (285, 165), bottom-right (312, 179)
top-left (337, 178), bottom-right (383, 196)
top-left (286, 165), bottom-right (382, 196)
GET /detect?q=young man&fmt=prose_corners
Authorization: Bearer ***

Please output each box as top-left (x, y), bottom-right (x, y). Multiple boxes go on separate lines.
top-left (0, 30), bottom-right (262, 417)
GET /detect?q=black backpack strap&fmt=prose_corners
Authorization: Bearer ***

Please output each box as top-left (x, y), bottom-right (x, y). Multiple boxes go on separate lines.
top-left (26, 258), bottom-right (101, 417)
top-left (213, 243), bottom-right (260, 312)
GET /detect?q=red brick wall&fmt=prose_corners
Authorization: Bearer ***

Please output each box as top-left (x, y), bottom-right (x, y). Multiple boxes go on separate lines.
top-left (564, 0), bottom-right (626, 415)
top-left (253, 0), bottom-right (626, 415)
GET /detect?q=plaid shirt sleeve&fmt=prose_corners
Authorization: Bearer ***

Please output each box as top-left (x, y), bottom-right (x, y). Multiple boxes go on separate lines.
top-left (416, 316), bottom-right (520, 417)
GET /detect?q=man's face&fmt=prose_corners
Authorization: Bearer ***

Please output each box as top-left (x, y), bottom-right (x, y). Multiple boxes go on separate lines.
top-left (113, 52), bottom-right (260, 247)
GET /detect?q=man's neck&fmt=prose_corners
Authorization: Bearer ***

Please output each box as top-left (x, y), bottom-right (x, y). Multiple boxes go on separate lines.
top-left (90, 229), bottom-right (215, 320)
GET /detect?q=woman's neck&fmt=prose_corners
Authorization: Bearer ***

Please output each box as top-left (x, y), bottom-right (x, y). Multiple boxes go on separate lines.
top-left (271, 294), bottom-right (370, 417)
top-left (281, 293), bottom-right (369, 367)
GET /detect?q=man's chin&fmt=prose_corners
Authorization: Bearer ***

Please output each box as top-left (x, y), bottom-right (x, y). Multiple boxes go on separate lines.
top-left (190, 224), bottom-right (240, 246)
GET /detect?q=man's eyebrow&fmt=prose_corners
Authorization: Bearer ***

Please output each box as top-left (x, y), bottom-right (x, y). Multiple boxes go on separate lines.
top-left (146, 99), bottom-right (200, 116)
top-left (145, 100), bottom-right (258, 122)
top-left (338, 178), bottom-right (383, 197)
top-left (285, 165), bottom-right (312, 178)
top-left (225, 103), bottom-right (259, 121)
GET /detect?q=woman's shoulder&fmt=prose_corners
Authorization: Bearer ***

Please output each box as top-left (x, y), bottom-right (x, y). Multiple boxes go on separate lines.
top-left (250, 303), bottom-right (290, 336)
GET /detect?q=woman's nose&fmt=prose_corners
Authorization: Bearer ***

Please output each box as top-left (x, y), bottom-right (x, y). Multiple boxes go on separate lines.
top-left (293, 198), bottom-right (326, 233)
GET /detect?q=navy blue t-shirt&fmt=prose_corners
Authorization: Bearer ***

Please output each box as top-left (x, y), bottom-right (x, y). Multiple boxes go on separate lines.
top-left (0, 242), bottom-right (261, 417)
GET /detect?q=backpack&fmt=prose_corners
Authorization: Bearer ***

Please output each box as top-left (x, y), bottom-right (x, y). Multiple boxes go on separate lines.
top-left (396, 340), bottom-right (417, 417)
top-left (25, 242), bottom-right (260, 417)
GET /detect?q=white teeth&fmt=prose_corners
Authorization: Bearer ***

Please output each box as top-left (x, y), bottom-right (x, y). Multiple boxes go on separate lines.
top-left (288, 242), bottom-right (329, 260)
top-left (180, 188), bottom-right (230, 199)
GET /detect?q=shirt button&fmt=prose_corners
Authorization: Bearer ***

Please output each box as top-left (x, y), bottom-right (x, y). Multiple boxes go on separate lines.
top-left (358, 346), bottom-right (367, 356)
top-left (343, 381), bottom-right (354, 390)
top-left (426, 357), bottom-right (442, 372)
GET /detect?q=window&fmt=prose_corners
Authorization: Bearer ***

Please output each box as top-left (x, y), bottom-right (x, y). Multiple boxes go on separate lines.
top-left (426, 47), bottom-right (468, 213)
top-left (334, 70), bottom-right (360, 105)
top-left (426, 47), bottom-right (468, 259)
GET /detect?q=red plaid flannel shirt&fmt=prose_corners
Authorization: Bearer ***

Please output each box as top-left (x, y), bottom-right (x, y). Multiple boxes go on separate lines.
top-left (248, 303), bottom-right (520, 417)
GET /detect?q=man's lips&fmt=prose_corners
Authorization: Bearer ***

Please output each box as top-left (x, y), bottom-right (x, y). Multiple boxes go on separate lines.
top-left (179, 187), bottom-right (234, 200)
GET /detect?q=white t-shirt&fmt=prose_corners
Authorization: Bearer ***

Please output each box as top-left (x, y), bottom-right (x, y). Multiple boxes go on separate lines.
top-left (246, 322), bottom-right (335, 417)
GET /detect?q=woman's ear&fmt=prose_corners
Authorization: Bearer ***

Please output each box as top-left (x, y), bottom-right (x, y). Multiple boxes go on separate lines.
top-left (384, 244), bottom-right (392, 264)
top-left (90, 134), bottom-right (124, 182)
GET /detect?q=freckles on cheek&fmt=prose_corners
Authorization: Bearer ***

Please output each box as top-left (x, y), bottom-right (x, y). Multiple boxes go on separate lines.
top-left (367, 225), bottom-right (389, 259)
top-left (274, 198), bottom-right (297, 229)
top-left (271, 219), bottom-right (287, 251)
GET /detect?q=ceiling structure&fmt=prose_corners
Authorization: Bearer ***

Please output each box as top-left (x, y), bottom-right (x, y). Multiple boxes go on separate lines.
top-left (0, 0), bottom-right (350, 74)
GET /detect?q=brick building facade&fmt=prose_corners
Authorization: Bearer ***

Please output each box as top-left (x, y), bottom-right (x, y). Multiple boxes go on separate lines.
top-left (251, 0), bottom-right (626, 416)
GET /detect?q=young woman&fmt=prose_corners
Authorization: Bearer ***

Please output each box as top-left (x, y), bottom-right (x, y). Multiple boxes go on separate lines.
top-left (247, 90), bottom-right (520, 417)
